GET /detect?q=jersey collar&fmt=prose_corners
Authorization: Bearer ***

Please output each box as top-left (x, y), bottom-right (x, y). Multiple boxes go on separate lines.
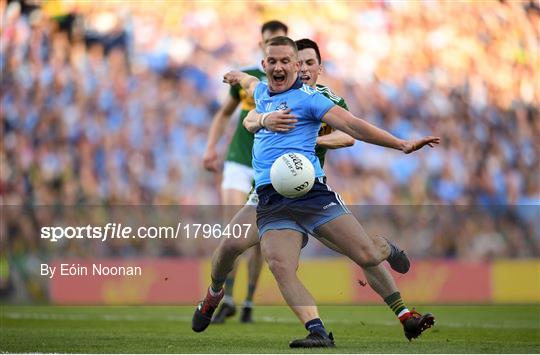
top-left (268, 77), bottom-right (303, 97)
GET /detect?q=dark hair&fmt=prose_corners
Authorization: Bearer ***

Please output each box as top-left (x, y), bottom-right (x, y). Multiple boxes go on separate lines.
top-left (261, 20), bottom-right (288, 35)
top-left (295, 38), bottom-right (322, 64)
top-left (265, 36), bottom-right (298, 55)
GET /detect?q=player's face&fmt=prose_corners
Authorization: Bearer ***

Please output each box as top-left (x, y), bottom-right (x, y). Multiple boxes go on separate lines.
top-left (263, 45), bottom-right (300, 93)
top-left (259, 29), bottom-right (287, 52)
top-left (298, 48), bottom-right (322, 88)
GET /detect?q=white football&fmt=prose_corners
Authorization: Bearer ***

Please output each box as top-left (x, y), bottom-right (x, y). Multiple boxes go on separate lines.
top-left (270, 152), bottom-right (315, 198)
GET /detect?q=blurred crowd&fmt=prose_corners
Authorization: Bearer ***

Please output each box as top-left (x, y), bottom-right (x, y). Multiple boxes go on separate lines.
top-left (2, 0), bottom-right (539, 282)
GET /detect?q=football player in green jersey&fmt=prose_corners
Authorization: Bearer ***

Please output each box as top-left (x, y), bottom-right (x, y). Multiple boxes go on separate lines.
top-left (193, 39), bottom-right (435, 344)
top-left (203, 21), bottom-right (288, 324)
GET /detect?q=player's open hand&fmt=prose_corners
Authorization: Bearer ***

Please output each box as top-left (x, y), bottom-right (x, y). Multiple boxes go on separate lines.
top-left (401, 136), bottom-right (440, 154)
top-left (264, 109), bottom-right (297, 132)
top-left (223, 71), bottom-right (245, 86)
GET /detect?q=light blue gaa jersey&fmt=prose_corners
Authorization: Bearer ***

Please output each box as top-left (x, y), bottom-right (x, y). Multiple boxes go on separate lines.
top-left (252, 78), bottom-right (335, 188)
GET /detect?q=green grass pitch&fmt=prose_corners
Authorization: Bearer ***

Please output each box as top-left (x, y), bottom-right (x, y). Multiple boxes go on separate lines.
top-left (1, 305), bottom-right (539, 353)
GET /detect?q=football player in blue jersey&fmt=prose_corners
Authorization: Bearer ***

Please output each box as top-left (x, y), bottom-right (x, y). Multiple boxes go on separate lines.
top-left (243, 38), bottom-right (435, 344)
top-left (194, 36), bottom-right (439, 348)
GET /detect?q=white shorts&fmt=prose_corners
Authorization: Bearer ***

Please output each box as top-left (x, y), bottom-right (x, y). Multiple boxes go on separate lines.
top-left (245, 189), bottom-right (259, 206)
top-left (221, 161), bottom-right (254, 194)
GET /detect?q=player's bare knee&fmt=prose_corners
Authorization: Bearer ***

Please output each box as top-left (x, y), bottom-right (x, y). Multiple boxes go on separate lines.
top-left (266, 257), bottom-right (296, 281)
top-left (221, 243), bottom-right (243, 259)
top-left (354, 246), bottom-right (384, 268)
top-left (216, 240), bottom-right (244, 260)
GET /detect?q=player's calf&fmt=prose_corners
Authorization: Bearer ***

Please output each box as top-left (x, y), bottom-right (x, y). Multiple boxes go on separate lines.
top-left (210, 232), bottom-right (258, 284)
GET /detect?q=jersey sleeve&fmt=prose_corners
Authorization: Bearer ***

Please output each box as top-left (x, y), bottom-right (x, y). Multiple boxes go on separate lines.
top-left (253, 82), bottom-right (266, 112)
top-left (309, 92), bottom-right (335, 121)
top-left (337, 98), bottom-right (348, 111)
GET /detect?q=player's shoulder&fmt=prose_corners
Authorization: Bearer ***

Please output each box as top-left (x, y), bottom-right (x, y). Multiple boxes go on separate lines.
top-left (297, 84), bottom-right (320, 96)
top-left (316, 84), bottom-right (344, 102)
top-left (256, 80), bottom-right (268, 89)
top-left (253, 80), bottom-right (268, 98)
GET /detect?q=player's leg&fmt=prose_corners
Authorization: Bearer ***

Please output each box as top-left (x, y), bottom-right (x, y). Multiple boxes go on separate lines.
top-left (238, 189), bottom-right (263, 323)
top-left (365, 265), bottom-right (435, 339)
top-left (192, 204), bottom-right (258, 332)
top-left (240, 243), bottom-right (262, 323)
top-left (212, 260), bottom-right (239, 323)
top-left (316, 235), bottom-right (398, 293)
top-left (260, 230), bottom-right (316, 322)
top-left (260, 229), bottom-right (334, 348)
top-left (316, 236), bottom-right (402, 299)
top-left (211, 205), bottom-right (258, 288)
top-left (218, 188), bottom-right (247, 312)
top-left (312, 209), bottom-right (409, 273)
top-left (256, 183), bottom-right (334, 347)
top-left (212, 194), bottom-right (243, 324)
top-left (362, 265), bottom-right (434, 340)
top-left (295, 179), bottom-right (409, 273)
top-left (213, 161), bottom-right (254, 322)
top-left (361, 265), bottom-right (406, 315)
top-left (315, 217), bottom-right (435, 339)
top-left (317, 215), bottom-right (435, 340)
top-left (315, 214), bottom-right (391, 266)
top-left (290, 180), bottom-right (434, 339)
top-left (317, 233), bottom-right (434, 340)
top-left (315, 223), bottom-right (434, 340)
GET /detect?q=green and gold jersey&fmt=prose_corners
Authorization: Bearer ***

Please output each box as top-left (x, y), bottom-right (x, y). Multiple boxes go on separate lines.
top-left (315, 84), bottom-right (349, 167)
top-left (225, 67), bottom-right (267, 167)
top-left (226, 77), bottom-right (348, 169)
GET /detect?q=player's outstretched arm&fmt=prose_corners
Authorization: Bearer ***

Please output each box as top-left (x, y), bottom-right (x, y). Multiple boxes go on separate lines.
top-left (322, 106), bottom-right (440, 153)
top-left (223, 71), bottom-right (259, 97)
top-left (243, 109), bottom-right (297, 133)
top-left (203, 95), bottom-right (240, 172)
top-left (316, 130), bottom-right (355, 149)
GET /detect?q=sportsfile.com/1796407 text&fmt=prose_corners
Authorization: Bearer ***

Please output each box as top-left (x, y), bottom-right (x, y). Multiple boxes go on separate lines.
top-left (40, 223), bottom-right (252, 243)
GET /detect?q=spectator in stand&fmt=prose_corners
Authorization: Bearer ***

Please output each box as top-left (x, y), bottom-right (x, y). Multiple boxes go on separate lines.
top-left (1, 1), bottom-right (538, 261)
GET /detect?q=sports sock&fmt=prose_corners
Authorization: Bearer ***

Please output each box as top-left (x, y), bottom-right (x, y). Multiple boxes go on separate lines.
top-left (223, 295), bottom-right (234, 305)
top-left (305, 318), bottom-right (328, 337)
top-left (224, 277), bottom-right (235, 297)
top-left (384, 291), bottom-right (410, 323)
top-left (210, 275), bottom-right (226, 294)
top-left (245, 283), bottom-right (256, 303)
top-left (208, 286), bottom-right (223, 297)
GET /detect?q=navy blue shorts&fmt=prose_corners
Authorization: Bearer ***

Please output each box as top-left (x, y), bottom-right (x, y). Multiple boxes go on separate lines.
top-left (256, 177), bottom-right (351, 248)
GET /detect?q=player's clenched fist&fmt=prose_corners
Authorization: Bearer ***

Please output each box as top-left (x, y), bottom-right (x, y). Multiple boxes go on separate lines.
top-left (223, 70), bottom-right (246, 86)
top-left (223, 71), bottom-right (259, 94)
